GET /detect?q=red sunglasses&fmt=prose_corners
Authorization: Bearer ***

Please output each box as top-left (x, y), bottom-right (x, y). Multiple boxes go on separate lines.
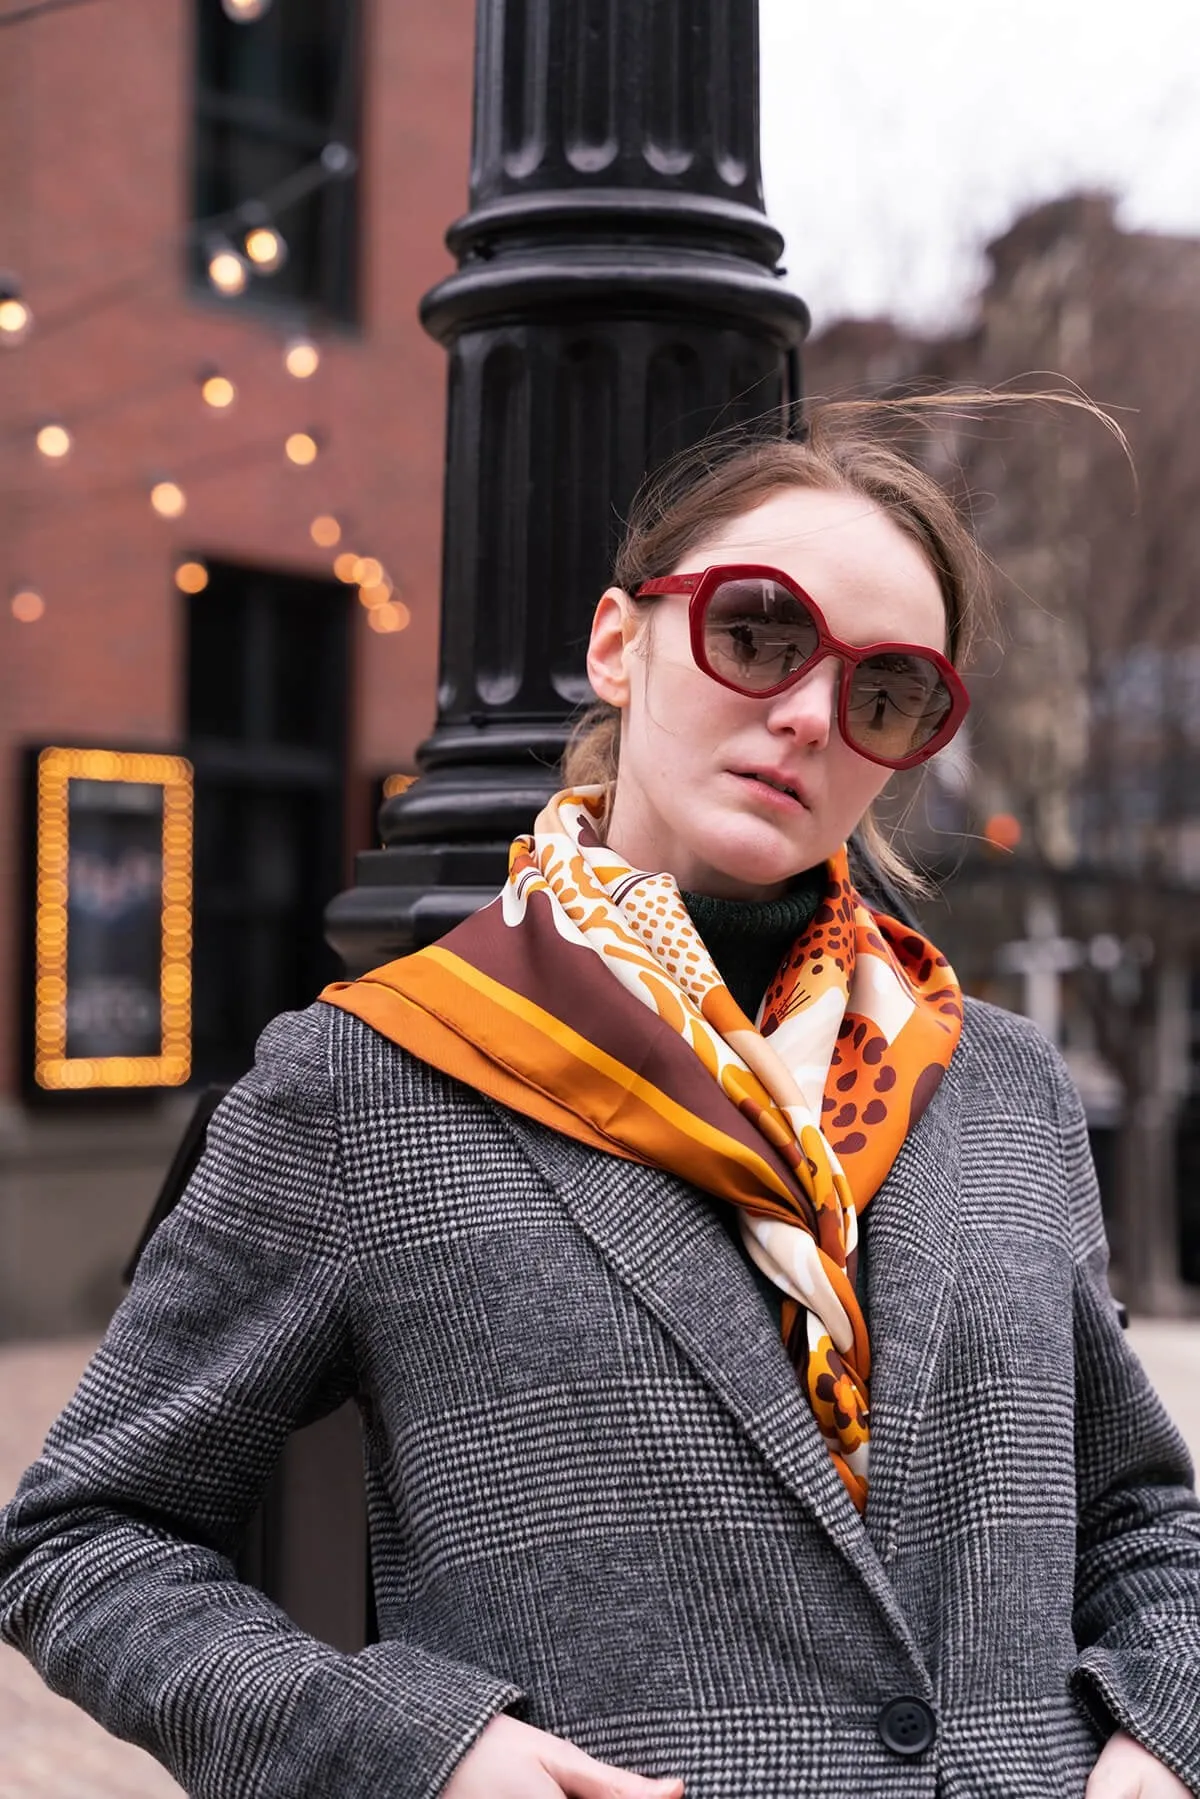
top-left (633, 563), bottom-right (969, 771)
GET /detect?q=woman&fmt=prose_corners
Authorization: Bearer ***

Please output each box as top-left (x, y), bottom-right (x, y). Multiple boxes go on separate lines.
top-left (3, 415), bottom-right (1199, 1799)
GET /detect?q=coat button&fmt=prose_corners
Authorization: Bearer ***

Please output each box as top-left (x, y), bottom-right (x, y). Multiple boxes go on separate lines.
top-left (877, 1695), bottom-right (936, 1756)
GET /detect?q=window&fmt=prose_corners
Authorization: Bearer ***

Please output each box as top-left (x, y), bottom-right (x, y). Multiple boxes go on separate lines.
top-left (191, 0), bottom-right (361, 325)
top-left (185, 560), bottom-right (351, 1084)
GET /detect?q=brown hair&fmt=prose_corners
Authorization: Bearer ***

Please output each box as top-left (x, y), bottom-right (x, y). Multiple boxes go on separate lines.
top-left (562, 392), bottom-right (1125, 893)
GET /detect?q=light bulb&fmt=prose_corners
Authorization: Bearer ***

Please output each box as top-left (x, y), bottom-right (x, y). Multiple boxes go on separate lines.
top-left (201, 373), bottom-right (236, 409)
top-left (285, 432), bottom-right (319, 466)
top-left (221, 0), bottom-right (272, 18)
top-left (174, 562), bottom-right (209, 594)
top-left (351, 556), bottom-right (383, 587)
top-left (36, 423), bottom-right (72, 460)
top-left (358, 579), bottom-right (394, 609)
top-left (367, 601), bottom-right (411, 635)
top-left (150, 481), bottom-right (187, 519)
top-left (284, 338), bottom-right (320, 379)
top-left (207, 243), bottom-right (248, 297)
top-left (244, 225), bottom-right (287, 272)
top-left (11, 588), bottom-right (45, 623)
top-left (0, 295), bottom-right (32, 345)
top-left (310, 515), bottom-right (341, 547)
top-left (332, 552), bottom-right (359, 583)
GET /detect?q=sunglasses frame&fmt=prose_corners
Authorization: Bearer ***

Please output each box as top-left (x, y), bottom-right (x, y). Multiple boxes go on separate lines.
top-left (633, 562), bottom-right (970, 771)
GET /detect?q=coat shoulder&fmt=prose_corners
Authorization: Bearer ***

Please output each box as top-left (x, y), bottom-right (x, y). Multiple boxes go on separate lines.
top-left (952, 994), bottom-right (1082, 1126)
top-left (959, 991), bottom-right (1057, 1056)
top-left (251, 999), bottom-right (471, 1111)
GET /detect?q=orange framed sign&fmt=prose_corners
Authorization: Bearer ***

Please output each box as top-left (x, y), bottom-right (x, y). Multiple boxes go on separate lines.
top-left (28, 746), bottom-right (194, 1092)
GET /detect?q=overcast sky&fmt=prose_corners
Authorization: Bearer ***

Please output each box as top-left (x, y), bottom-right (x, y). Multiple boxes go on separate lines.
top-left (760, 0), bottom-right (1200, 333)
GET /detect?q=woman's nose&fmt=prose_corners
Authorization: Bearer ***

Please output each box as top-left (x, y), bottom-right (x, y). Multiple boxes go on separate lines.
top-left (765, 656), bottom-right (838, 747)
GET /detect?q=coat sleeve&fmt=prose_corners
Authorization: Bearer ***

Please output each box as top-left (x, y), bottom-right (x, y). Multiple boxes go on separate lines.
top-left (1058, 1055), bottom-right (1200, 1791)
top-left (0, 1006), bottom-right (522, 1799)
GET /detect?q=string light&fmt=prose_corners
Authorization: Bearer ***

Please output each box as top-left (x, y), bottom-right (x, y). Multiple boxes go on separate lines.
top-left (221, 0), bottom-right (272, 17)
top-left (284, 337), bottom-right (320, 379)
top-left (36, 423), bottom-right (72, 459)
top-left (285, 431), bottom-right (319, 466)
top-left (367, 600), bottom-right (411, 635)
top-left (205, 240), bottom-right (249, 297)
top-left (351, 555), bottom-right (383, 587)
top-left (150, 480), bottom-right (187, 519)
top-left (333, 551), bottom-right (359, 582)
top-left (174, 561), bottom-right (209, 594)
top-left (244, 223), bottom-right (287, 273)
top-left (200, 371), bottom-right (236, 409)
top-left (0, 291), bottom-right (32, 344)
top-left (0, 274), bottom-right (31, 344)
top-left (11, 588), bottom-right (45, 622)
top-left (358, 578), bottom-right (393, 609)
top-left (0, 135), bottom-right (362, 625)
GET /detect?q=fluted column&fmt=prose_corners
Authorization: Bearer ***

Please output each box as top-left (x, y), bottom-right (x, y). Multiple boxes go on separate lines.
top-left (326, 0), bottom-right (809, 970)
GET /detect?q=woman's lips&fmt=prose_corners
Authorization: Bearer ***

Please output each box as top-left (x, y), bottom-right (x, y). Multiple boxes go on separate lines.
top-left (730, 770), bottom-right (809, 810)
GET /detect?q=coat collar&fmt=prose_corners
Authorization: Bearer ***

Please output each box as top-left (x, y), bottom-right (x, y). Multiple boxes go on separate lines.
top-left (492, 1054), bottom-right (964, 1671)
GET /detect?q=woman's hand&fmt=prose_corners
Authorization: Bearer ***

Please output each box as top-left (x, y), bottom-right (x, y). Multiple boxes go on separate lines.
top-left (1086, 1731), bottom-right (1192, 1798)
top-left (444, 1715), bottom-right (684, 1798)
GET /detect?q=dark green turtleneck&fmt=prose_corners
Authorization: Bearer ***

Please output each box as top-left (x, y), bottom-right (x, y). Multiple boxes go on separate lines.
top-left (680, 865), bottom-right (827, 1024)
top-left (679, 866), bottom-right (830, 1332)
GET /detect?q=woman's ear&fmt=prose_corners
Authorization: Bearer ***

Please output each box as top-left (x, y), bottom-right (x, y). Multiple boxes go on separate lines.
top-left (586, 587), bottom-right (635, 708)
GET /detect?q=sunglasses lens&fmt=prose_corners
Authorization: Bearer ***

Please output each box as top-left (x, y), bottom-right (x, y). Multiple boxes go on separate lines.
top-left (844, 654), bottom-right (954, 761)
top-left (702, 578), bottom-right (820, 692)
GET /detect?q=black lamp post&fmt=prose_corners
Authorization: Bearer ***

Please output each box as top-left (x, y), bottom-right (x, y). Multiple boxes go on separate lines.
top-left (163, 0), bottom-right (813, 1652)
top-left (325, 0), bottom-right (809, 972)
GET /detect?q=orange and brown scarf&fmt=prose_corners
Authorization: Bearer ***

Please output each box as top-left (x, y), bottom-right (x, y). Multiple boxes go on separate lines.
top-left (321, 786), bottom-right (962, 1511)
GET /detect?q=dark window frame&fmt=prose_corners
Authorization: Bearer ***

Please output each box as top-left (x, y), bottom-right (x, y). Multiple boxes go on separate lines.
top-left (189, 0), bottom-right (363, 328)
top-left (183, 556), bottom-right (352, 1086)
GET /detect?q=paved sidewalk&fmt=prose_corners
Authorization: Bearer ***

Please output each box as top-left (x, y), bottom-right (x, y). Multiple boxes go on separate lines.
top-left (2, 1325), bottom-right (1199, 1798)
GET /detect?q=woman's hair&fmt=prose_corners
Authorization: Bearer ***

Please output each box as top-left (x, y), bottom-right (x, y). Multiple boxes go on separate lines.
top-left (562, 391), bottom-right (1124, 894)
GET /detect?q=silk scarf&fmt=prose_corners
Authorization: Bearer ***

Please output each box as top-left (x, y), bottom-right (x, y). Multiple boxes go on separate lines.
top-left (321, 786), bottom-right (963, 1511)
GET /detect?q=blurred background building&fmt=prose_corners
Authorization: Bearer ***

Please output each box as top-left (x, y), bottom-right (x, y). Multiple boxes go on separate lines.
top-left (1, 0), bottom-right (473, 1335)
top-left (809, 193), bottom-right (1200, 1314)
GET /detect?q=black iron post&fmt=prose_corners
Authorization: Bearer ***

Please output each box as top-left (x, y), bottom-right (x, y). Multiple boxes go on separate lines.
top-left (201, 0), bottom-right (812, 1652)
top-left (325, 0), bottom-right (809, 972)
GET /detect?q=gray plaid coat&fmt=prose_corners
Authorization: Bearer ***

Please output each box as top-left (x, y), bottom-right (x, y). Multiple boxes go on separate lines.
top-left (2, 996), bottom-right (1200, 1798)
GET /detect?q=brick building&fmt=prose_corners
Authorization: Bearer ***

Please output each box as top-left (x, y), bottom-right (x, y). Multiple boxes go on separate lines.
top-left (0, 0), bottom-right (474, 1334)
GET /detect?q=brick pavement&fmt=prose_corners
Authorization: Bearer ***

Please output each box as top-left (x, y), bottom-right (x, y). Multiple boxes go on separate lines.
top-left (1, 1325), bottom-right (1199, 1798)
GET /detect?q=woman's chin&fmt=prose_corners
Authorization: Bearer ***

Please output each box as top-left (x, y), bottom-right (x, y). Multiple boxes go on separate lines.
top-left (681, 818), bottom-right (825, 898)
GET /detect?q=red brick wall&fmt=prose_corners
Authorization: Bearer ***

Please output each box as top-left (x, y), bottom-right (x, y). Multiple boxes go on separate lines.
top-left (0, 0), bottom-right (475, 1096)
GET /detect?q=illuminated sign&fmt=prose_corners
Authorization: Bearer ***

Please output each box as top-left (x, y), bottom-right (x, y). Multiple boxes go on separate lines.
top-left (31, 747), bottom-right (193, 1091)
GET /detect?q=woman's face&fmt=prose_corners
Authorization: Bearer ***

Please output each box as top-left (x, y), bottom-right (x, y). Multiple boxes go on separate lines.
top-left (587, 485), bottom-right (950, 899)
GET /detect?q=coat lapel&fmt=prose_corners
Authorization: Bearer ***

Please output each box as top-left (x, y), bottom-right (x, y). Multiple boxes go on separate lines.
top-left (494, 1100), bottom-right (931, 1666)
top-left (860, 1047), bottom-right (964, 1567)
